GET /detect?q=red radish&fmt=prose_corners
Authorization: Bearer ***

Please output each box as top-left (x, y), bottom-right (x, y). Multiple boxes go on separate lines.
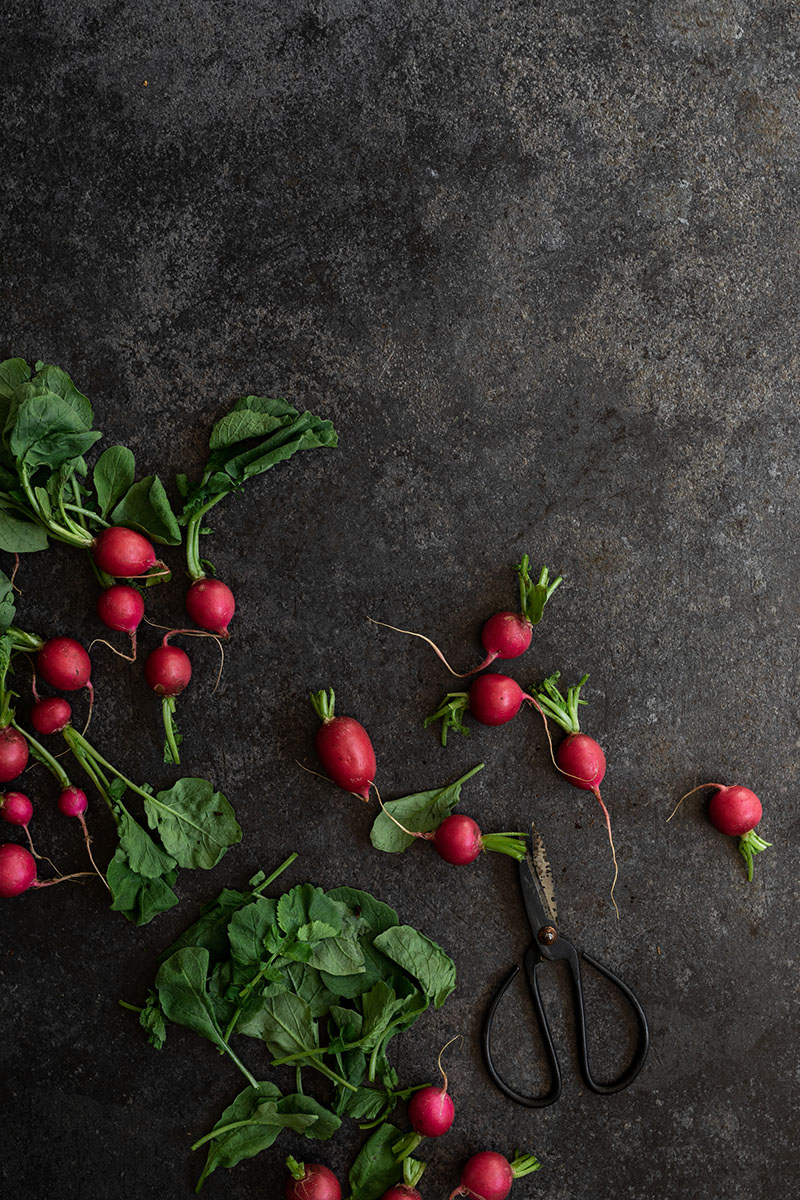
top-left (30, 697), bottom-right (72, 736)
top-left (670, 782), bottom-right (771, 881)
top-left (186, 578), bottom-right (235, 637)
top-left (370, 555), bottom-right (561, 677)
top-left (425, 673), bottom-right (551, 743)
top-left (0, 725), bottom-right (29, 781)
top-left (0, 843), bottom-right (90, 898)
top-left (530, 671), bottom-right (619, 917)
top-left (310, 688), bottom-right (376, 801)
top-left (284, 1155), bottom-right (341, 1200)
top-left (145, 642), bottom-right (192, 696)
top-left (92, 525), bottom-right (157, 577)
top-left (0, 791), bottom-right (36, 856)
top-left (96, 584), bottom-right (145, 657)
top-left (57, 786), bottom-right (107, 886)
top-left (449, 1151), bottom-right (541, 1200)
top-left (37, 636), bottom-right (93, 692)
top-left (407, 1034), bottom-right (460, 1142)
top-left (381, 1189), bottom-right (422, 1200)
top-left (433, 815), bottom-right (526, 866)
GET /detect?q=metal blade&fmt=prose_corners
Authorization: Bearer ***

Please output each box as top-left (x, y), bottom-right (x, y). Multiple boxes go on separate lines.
top-left (529, 821), bottom-right (558, 926)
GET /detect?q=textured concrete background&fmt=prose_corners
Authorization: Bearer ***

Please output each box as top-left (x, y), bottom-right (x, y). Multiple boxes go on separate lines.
top-left (1, 2), bottom-right (798, 1197)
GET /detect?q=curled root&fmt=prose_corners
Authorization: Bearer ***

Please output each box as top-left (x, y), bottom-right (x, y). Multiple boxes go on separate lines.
top-left (367, 616), bottom-right (492, 677)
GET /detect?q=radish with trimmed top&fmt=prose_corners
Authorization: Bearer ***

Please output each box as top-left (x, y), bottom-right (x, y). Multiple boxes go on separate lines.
top-left (371, 555), bottom-right (561, 677)
top-left (449, 1151), bottom-right (541, 1200)
top-left (284, 1155), bottom-right (341, 1200)
top-left (669, 782), bottom-right (771, 880)
top-left (425, 673), bottom-right (551, 744)
top-left (310, 688), bottom-right (376, 801)
top-left (186, 577), bottom-right (235, 637)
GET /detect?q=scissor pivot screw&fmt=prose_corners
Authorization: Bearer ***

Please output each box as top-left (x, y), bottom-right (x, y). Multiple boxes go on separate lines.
top-left (538, 925), bottom-right (558, 946)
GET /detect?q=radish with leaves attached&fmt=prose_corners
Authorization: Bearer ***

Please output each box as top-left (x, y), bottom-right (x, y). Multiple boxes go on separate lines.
top-left (425, 673), bottom-right (551, 745)
top-left (529, 671), bottom-right (619, 916)
top-left (0, 842), bottom-right (91, 898)
top-left (669, 782), bottom-right (771, 880)
top-left (371, 555), bottom-right (561, 677)
top-left (96, 584), bottom-right (145, 658)
top-left (30, 697), bottom-right (72, 736)
top-left (0, 791), bottom-right (37, 857)
top-left (284, 1156), bottom-right (341, 1200)
top-left (449, 1151), bottom-right (541, 1200)
top-left (310, 688), bottom-right (376, 800)
top-left (91, 525), bottom-right (164, 579)
top-left (0, 725), bottom-right (29, 782)
top-left (145, 635), bottom-right (193, 765)
top-left (37, 637), bottom-right (94, 718)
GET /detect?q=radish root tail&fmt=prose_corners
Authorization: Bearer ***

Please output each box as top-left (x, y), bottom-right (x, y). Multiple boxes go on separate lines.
top-left (367, 616), bottom-right (492, 678)
top-left (592, 786), bottom-right (620, 921)
top-left (667, 782), bottom-right (725, 822)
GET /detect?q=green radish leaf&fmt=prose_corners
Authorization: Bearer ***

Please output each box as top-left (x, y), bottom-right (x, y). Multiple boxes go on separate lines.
top-left (282, 961), bottom-right (335, 1018)
top-left (93, 445), bottom-right (136, 517)
top-left (309, 936), bottom-right (365, 977)
top-left (116, 808), bottom-right (177, 879)
top-left (233, 395), bottom-right (300, 417)
top-left (10, 393), bottom-right (102, 471)
top-left (157, 887), bottom-right (247, 966)
top-left (257, 991), bottom-right (319, 1060)
top-left (0, 508), bottom-right (49, 552)
top-left (29, 363), bottom-right (93, 429)
top-left (110, 473), bottom-right (181, 544)
top-left (370, 764), bottom-right (484, 853)
top-left (138, 990), bottom-right (168, 1049)
top-left (276, 1093), bottom-right (340, 1139)
top-left (144, 777), bottom-right (242, 870)
top-left (0, 569), bottom-right (16, 632)
top-left (107, 849), bottom-right (179, 926)
top-left (0, 357), bottom-right (31, 401)
top-left (155, 946), bottom-right (227, 1048)
top-left (227, 897), bottom-right (278, 965)
top-left (194, 1084), bottom-right (289, 1190)
top-left (277, 884), bottom-right (346, 939)
top-left (208, 409), bottom-right (286, 450)
top-left (348, 1124), bottom-right (404, 1200)
top-left (373, 926), bottom-right (456, 1008)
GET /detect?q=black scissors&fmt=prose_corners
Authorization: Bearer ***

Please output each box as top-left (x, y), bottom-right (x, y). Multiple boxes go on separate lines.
top-left (482, 825), bottom-right (650, 1106)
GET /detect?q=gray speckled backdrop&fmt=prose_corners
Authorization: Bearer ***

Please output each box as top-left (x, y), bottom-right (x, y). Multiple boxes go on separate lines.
top-left (1, 2), bottom-right (798, 1198)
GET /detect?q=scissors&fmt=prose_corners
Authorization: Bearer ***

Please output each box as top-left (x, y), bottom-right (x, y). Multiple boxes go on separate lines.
top-left (481, 824), bottom-right (650, 1106)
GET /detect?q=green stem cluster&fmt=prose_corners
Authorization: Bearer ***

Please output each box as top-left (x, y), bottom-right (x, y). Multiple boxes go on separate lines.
top-left (530, 671), bottom-right (589, 734)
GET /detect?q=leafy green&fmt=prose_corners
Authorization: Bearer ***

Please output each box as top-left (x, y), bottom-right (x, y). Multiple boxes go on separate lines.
top-left (93, 445), bottom-right (136, 516)
top-left (0, 358), bottom-right (31, 401)
top-left (370, 764), bottom-right (484, 852)
top-left (156, 947), bottom-right (230, 1048)
top-left (10, 393), bottom-right (102, 472)
top-left (144, 777), bottom-right (242, 870)
top-left (110, 473), bottom-right (181, 544)
top-left (373, 926), bottom-right (456, 1008)
top-left (348, 1123), bottom-right (404, 1200)
top-left (0, 507), bottom-right (49, 552)
top-left (107, 850), bottom-right (179, 925)
top-left (0, 568), bottom-right (16, 633)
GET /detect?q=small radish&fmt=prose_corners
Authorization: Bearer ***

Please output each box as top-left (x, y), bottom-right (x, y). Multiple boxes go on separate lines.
top-left (284, 1155), bottom-right (341, 1200)
top-left (186, 578), bottom-right (235, 637)
top-left (96, 584), bottom-right (145, 658)
top-left (669, 783), bottom-right (771, 881)
top-left (433, 815), bottom-right (526, 866)
top-left (0, 725), bottom-right (30, 781)
top-left (37, 637), bottom-right (94, 703)
top-left (30, 697), bottom-right (72, 736)
top-left (92, 526), bottom-right (158, 577)
top-left (0, 791), bottom-right (36, 856)
top-left (310, 688), bottom-right (376, 801)
top-left (370, 555), bottom-right (561, 677)
top-left (381, 1188), bottom-right (422, 1200)
top-left (0, 843), bottom-right (90, 898)
top-left (58, 786), bottom-right (107, 886)
top-left (426, 673), bottom-right (551, 743)
top-left (449, 1151), bottom-right (541, 1200)
top-left (530, 671), bottom-right (619, 917)
top-left (145, 635), bottom-right (193, 766)
top-left (394, 1034), bottom-right (461, 1165)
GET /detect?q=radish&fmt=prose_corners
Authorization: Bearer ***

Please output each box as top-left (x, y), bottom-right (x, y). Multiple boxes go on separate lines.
top-left (381, 1188), bottom-right (422, 1200)
top-left (426, 673), bottom-right (551, 744)
top-left (0, 843), bottom-right (90, 898)
top-left (397, 1033), bottom-right (460, 1165)
top-left (30, 697), bottom-right (72, 736)
top-left (0, 791), bottom-right (36, 856)
top-left (449, 1151), bottom-right (541, 1200)
top-left (92, 525), bottom-right (158, 577)
top-left (370, 555), bottom-right (561, 677)
top-left (530, 671), bottom-right (619, 917)
top-left (96, 584), bottom-right (145, 658)
top-left (57, 785), bottom-right (107, 886)
top-left (0, 725), bottom-right (30, 781)
top-left (284, 1155), bottom-right (341, 1200)
top-left (669, 782), bottom-right (771, 880)
top-left (37, 637), bottom-right (94, 705)
top-left (433, 815), bottom-right (526, 866)
top-left (186, 578), bottom-right (235, 637)
top-left (145, 635), bottom-right (193, 766)
top-left (310, 688), bottom-right (376, 801)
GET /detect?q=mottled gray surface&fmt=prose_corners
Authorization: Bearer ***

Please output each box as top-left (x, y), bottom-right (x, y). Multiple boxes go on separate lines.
top-left (1, 2), bottom-right (798, 1197)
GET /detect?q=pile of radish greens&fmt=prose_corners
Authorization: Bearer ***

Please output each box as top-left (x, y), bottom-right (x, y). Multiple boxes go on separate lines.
top-left (124, 855), bottom-right (455, 1194)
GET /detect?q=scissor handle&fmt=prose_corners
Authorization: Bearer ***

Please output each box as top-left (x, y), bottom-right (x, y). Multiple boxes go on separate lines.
top-left (482, 942), bottom-right (650, 1106)
top-left (481, 946), bottom-right (563, 1108)
top-left (569, 948), bottom-right (650, 1095)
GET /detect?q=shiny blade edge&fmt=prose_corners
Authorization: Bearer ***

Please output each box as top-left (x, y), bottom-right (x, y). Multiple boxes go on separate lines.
top-left (529, 820), bottom-right (558, 926)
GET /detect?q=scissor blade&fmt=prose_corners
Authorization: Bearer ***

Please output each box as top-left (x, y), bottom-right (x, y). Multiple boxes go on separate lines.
top-left (525, 822), bottom-right (558, 927)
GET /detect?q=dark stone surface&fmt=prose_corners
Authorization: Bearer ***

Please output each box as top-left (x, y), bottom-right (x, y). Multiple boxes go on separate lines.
top-left (1, 2), bottom-right (798, 1197)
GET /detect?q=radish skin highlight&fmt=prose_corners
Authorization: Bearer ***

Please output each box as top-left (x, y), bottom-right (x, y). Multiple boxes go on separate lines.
top-left (669, 782), bottom-right (771, 880)
top-left (185, 578), bottom-right (235, 637)
top-left (370, 554), bottom-right (562, 676)
top-left (96, 584), bottom-right (145, 658)
top-left (310, 688), bottom-right (376, 801)
top-left (449, 1150), bottom-right (541, 1200)
top-left (0, 725), bottom-right (30, 781)
top-left (92, 526), bottom-right (160, 578)
top-left (30, 697), bottom-right (72, 736)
